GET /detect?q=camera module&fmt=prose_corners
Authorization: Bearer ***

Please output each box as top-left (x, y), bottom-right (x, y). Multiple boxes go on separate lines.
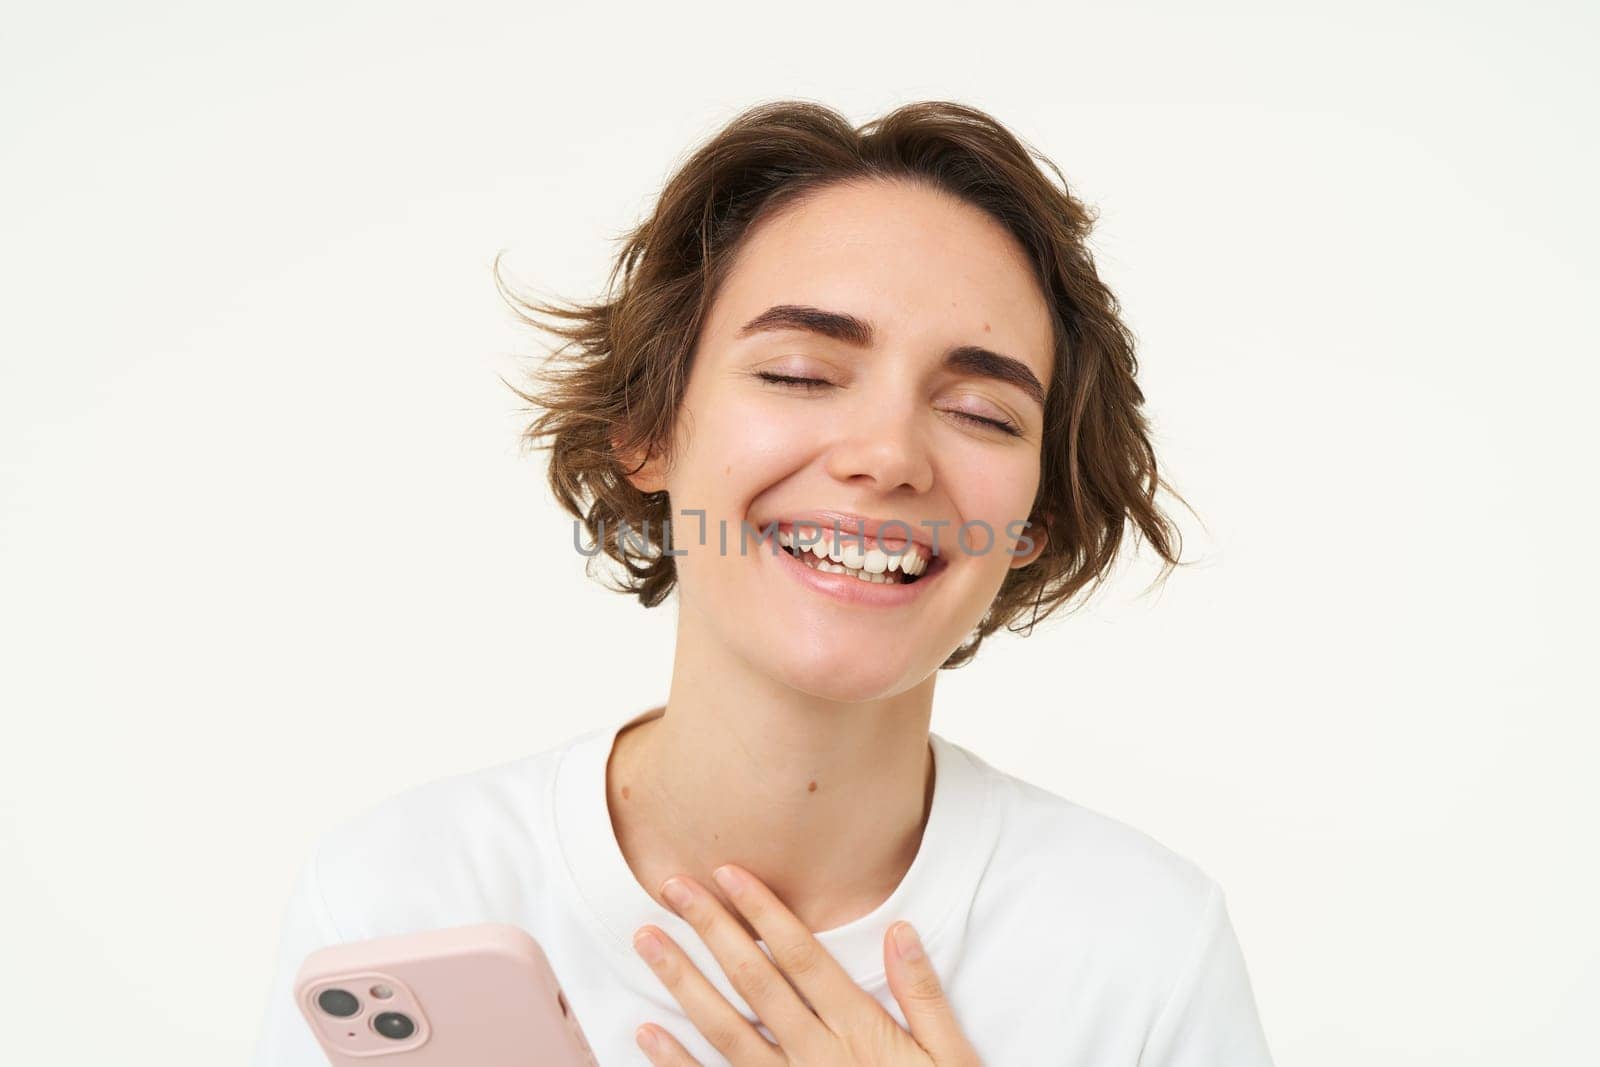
top-left (316, 988), bottom-right (360, 1018)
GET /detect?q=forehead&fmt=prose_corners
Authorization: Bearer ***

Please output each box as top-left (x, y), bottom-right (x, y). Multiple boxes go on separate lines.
top-left (706, 179), bottom-right (1056, 387)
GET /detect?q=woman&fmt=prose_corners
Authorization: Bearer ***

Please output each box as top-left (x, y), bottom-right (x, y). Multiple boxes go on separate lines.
top-left (252, 99), bottom-right (1275, 1066)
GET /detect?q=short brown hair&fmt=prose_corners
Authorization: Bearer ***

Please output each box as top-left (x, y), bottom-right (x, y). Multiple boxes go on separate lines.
top-left (497, 99), bottom-right (1193, 669)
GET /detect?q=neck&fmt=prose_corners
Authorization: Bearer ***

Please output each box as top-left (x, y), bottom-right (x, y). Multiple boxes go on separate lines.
top-left (606, 610), bottom-right (938, 938)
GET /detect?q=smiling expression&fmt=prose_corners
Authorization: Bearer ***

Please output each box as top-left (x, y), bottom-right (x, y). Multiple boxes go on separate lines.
top-left (625, 177), bottom-right (1056, 700)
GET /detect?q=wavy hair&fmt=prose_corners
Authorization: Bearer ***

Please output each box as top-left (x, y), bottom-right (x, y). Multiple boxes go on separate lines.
top-left (497, 99), bottom-right (1195, 669)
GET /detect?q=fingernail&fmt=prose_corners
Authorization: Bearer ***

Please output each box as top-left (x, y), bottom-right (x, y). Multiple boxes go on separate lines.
top-left (636, 1024), bottom-right (659, 1053)
top-left (892, 921), bottom-right (924, 962)
top-left (660, 877), bottom-right (694, 912)
top-left (634, 929), bottom-right (665, 964)
top-left (712, 864), bottom-right (745, 896)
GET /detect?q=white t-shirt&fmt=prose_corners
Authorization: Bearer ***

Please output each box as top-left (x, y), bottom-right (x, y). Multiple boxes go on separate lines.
top-left (251, 709), bottom-right (1275, 1065)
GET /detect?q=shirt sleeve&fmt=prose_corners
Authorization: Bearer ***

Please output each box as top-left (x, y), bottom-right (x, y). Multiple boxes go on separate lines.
top-left (1138, 881), bottom-right (1276, 1067)
top-left (249, 846), bottom-right (347, 1067)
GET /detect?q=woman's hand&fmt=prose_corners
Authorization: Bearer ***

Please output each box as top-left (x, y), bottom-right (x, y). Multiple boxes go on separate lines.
top-left (630, 863), bottom-right (982, 1066)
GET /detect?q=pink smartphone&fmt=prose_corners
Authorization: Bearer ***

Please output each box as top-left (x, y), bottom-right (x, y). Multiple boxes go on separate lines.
top-left (294, 922), bottom-right (598, 1066)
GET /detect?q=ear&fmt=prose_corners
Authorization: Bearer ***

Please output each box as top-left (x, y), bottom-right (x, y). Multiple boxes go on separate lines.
top-left (1009, 511), bottom-right (1051, 569)
top-left (610, 429), bottom-right (668, 496)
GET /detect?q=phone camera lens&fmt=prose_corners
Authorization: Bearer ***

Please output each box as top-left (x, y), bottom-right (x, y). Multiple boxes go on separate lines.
top-left (317, 989), bottom-right (360, 1018)
top-left (373, 1012), bottom-right (415, 1040)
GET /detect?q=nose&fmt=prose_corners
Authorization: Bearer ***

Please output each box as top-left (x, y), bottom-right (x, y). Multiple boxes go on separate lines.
top-left (822, 394), bottom-right (935, 494)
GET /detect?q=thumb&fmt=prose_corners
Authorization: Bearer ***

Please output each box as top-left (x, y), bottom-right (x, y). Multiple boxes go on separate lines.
top-left (884, 921), bottom-right (975, 1063)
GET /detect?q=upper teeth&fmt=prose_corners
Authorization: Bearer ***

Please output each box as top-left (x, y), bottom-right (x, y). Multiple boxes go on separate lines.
top-left (776, 529), bottom-right (928, 576)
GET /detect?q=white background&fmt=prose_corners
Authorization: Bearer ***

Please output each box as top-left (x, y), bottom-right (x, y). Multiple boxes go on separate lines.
top-left (2, 2), bottom-right (1594, 1063)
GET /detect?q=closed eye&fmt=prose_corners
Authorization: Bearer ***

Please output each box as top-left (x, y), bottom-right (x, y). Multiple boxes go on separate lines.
top-left (755, 371), bottom-right (832, 391)
top-left (754, 371), bottom-right (1024, 437)
top-left (952, 410), bottom-right (1024, 437)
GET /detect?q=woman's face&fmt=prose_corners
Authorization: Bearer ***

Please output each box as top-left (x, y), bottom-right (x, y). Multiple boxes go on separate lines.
top-left (635, 178), bottom-right (1055, 702)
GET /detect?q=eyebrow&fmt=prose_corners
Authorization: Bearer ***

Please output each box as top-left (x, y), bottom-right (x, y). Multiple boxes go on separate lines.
top-left (736, 304), bottom-right (1047, 408)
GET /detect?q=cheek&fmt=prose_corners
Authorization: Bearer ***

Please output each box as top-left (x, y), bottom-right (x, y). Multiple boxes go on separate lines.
top-left (940, 454), bottom-right (1041, 555)
top-left (664, 404), bottom-right (805, 577)
top-left (678, 394), bottom-right (811, 501)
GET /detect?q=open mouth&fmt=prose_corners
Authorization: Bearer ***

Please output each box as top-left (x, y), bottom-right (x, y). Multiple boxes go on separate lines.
top-left (775, 528), bottom-right (944, 586)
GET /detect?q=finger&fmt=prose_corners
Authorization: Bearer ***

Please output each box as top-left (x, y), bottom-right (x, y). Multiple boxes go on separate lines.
top-left (633, 924), bottom-right (784, 1067)
top-left (636, 1022), bottom-right (703, 1066)
top-left (712, 863), bottom-right (879, 1028)
top-left (885, 921), bottom-right (977, 1063)
top-left (659, 875), bottom-right (822, 1051)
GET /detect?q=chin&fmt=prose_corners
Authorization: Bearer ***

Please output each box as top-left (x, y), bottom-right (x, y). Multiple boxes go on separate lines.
top-left (755, 639), bottom-right (934, 704)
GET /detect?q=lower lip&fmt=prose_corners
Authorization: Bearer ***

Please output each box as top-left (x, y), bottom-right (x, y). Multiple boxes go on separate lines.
top-left (762, 542), bottom-right (945, 607)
